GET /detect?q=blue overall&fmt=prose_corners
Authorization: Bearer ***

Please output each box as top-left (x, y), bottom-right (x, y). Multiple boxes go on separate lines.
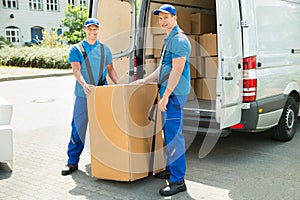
top-left (162, 95), bottom-right (188, 183)
top-left (67, 39), bottom-right (112, 165)
top-left (67, 96), bottom-right (88, 164)
top-left (158, 25), bottom-right (191, 183)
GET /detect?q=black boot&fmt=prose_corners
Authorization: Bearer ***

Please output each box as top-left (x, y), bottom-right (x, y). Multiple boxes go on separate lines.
top-left (153, 170), bottom-right (170, 179)
top-left (61, 164), bottom-right (78, 176)
top-left (159, 180), bottom-right (187, 196)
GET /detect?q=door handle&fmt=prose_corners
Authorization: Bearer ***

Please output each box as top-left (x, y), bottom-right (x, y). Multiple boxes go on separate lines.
top-left (224, 76), bottom-right (233, 81)
top-left (223, 72), bottom-right (233, 81)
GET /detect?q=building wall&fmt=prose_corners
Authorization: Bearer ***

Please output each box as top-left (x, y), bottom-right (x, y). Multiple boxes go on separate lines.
top-left (0, 0), bottom-right (87, 45)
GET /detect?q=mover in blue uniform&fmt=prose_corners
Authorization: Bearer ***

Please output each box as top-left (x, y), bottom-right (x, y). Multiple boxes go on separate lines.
top-left (62, 18), bottom-right (119, 176)
top-left (134, 4), bottom-right (191, 197)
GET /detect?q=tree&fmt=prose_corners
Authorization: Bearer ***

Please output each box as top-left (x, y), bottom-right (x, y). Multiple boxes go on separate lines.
top-left (61, 4), bottom-right (88, 44)
top-left (38, 29), bottom-right (65, 48)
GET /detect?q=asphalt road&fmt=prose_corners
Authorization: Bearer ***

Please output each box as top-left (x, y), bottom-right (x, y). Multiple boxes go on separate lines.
top-left (0, 76), bottom-right (299, 200)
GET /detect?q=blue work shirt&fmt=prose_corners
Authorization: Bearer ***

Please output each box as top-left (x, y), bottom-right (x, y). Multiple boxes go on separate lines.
top-left (158, 25), bottom-right (191, 97)
top-left (68, 39), bottom-right (112, 98)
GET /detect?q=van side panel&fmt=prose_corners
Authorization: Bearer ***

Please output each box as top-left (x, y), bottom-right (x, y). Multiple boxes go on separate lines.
top-left (254, 0), bottom-right (300, 100)
top-left (237, 0), bottom-right (300, 132)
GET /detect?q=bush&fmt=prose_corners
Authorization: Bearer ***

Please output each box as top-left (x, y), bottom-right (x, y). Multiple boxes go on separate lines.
top-left (0, 46), bottom-right (71, 69)
top-left (0, 36), bottom-right (12, 49)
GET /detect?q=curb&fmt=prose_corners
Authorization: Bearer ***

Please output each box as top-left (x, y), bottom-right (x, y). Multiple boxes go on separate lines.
top-left (0, 71), bottom-right (73, 82)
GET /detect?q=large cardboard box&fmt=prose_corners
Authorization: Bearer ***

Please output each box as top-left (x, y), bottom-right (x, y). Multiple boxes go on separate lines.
top-left (205, 56), bottom-right (218, 78)
top-left (199, 33), bottom-right (218, 56)
top-left (191, 13), bottom-right (216, 35)
top-left (87, 84), bottom-right (165, 181)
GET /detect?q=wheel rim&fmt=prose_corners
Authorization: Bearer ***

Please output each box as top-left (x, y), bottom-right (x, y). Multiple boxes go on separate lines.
top-left (285, 105), bottom-right (295, 133)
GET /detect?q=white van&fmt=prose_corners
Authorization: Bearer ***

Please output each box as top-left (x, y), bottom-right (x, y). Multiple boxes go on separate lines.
top-left (90, 0), bottom-right (300, 141)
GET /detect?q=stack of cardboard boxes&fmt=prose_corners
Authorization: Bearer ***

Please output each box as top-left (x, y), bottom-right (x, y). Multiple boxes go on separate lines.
top-left (151, 7), bottom-right (218, 101)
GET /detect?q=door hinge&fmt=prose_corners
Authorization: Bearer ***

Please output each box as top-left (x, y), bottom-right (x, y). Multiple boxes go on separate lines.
top-left (241, 20), bottom-right (248, 28)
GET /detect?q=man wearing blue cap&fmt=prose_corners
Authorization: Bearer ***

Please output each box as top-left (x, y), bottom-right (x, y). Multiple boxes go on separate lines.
top-left (62, 18), bottom-right (119, 176)
top-left (133, 4), bottom-right (191, 196)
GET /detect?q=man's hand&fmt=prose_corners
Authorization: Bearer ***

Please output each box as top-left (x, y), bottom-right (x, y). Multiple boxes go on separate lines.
top-left (83, 83), bottom-right (93, 95)
top-left (158, 96), bottom-right (169, 112)
top-left (131, 78), bottom-right (147, 85)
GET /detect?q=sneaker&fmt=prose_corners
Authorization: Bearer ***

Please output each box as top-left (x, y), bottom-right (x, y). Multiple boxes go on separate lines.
top-left (61, 164), bottom-right (78, 176)
top-left (159, 180), bottom-right (187, 196)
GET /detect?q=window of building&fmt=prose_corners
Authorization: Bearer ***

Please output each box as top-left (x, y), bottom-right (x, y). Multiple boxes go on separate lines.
top-left (79, 0), bottom-right (86, 6)
top-left (46, 0), bottom-right (58, 11)
top-left (5, 27), bottom-right (20, 44)
top-left (29, 0), bottom-right (42, 10)
top-left (2, 0), bottom-right (18, 8)
top-left (56, 28), bottom-right (62, 36)
top-left (68, 0), bottom-right (75, 5)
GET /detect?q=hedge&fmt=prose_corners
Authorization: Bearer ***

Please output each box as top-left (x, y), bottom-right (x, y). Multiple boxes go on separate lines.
top-left (0, 46), bottom-right (71, 69)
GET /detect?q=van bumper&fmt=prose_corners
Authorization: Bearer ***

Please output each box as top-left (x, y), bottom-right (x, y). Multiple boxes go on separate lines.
top-left (231, 94), bottom-right (287, 131)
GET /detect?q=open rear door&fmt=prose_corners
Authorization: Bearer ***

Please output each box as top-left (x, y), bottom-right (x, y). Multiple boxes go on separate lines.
top-left (91, 0), bottom-right (136, 83)
top-left (215, 0), bottom-right (243, 129)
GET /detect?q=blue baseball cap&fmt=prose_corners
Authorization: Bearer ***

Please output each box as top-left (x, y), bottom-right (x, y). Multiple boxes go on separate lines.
top-left (153, 4), bottom-right (176, 16)
top-left (83, 18), bottom-right (100, 27)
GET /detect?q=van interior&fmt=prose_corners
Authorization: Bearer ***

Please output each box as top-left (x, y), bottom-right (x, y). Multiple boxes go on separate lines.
top-left (144, 0), bottom-right (218, 114)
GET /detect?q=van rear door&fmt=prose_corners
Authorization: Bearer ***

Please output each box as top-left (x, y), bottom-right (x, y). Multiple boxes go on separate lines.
top-left (215, 0), bottom-right (243, 129)
top-left (91, 0), bottom-right (136, 82)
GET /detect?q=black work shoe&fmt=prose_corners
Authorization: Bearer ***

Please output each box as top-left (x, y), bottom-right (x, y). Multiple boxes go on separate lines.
top-left (154, 170), bottom-right (170, 179)
top-left (61, 164), bottom-right (78, 176)
top-left (159, 180), bottom-right (187, 196)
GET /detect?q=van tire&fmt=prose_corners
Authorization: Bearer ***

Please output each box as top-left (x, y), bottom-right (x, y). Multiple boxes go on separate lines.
top-left (272, 96), bottom-right (298, 141)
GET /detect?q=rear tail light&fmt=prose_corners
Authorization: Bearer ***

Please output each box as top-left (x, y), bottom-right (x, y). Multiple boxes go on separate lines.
top-left (243, 56), bottom-right (257, 102)
top-left (230, 123), bottom-right (245, 129)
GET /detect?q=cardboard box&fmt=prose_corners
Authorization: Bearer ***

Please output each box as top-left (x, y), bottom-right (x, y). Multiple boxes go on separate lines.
top-left (194, 78), bottom-right (203, 99)
top-left (153, 34), bottom-right (166, 58)
top-left (87, 84), bottom-right (165, 181)
top-left (199, 33), bottom-right (218, 56)
top-left (187, 35), bottom-right (197, 57)
top-left (205, 56), bottom-right (218, 78)
top-left (190, 57), bottom-right (197, 79)
top-left (197, 56), bottom-right (205, 78)
top-left (177, 10), bottom-right (192, 34)
top-left (201, 78), bottom-right (216, 100)
top-left (187, 78), bottom-right (196, 100)
top-left (191, 13), bottom-right (216, 35)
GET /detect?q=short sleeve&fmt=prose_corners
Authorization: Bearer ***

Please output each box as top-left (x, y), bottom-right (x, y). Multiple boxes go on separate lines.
top-left (68, 44), bottom-right (82, 64)
top-left (104, 45), bottom-right (113, 65)
top-left (170, 35), bottom-right (191, 59)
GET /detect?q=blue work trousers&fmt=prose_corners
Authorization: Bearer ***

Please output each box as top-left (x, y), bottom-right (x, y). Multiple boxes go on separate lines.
top-left (162, 95), bottom-right (187, 183)
top-left (67, 96), bottom-right (88, 165)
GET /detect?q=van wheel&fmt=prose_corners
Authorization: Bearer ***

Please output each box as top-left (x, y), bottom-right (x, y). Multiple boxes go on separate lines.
top-left (272, 96), bottom-right (298, 141)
